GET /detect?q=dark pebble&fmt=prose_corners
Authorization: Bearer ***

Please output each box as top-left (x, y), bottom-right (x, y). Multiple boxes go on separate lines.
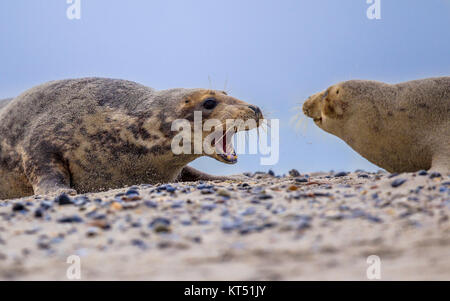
top-left (201, 189), bottom-right (214, 195)
top-left (73, 196), bottom-right (89, 206)
top-left (34, 208), bottom-right (44, 218)
top-left (125, 189), bottom-right (140, 196)
top-left (391, 178), bottom-right (407, 188)
top-left (166, 185), bottom-right (176, 193)
top-left (12, 202), bottom-right (27, 212)
top-left (40, 200), bottom-right (54, 210)
top-left (388, 173), bottom-right (399, 178)
top-left (366, 215), bottom-right (383, 223)
top-left (57, 215), bottom-right (83, 223)
top-left (86, 227), bottom-right (99, 237)
top-left (148, 217), bottom-right (171, 233)
top-left (418, 170), bottom-right (428, 176)
top-left (295, 177), bottom-right (308, 183)
top-left (358, 174), bottom-right (369, 178)
top-left (259, 194), bottom-right (273, 200)
top-left (268, 170), bottom-right (275, 176)
top-left (55, 193), bottom-right (73, 206)
top-left (429, 172), bottom-right (442, 179)
top-left (197, 184), bottom-right (214, 190)
top-left (289, 169), bottom-right (300, 177)
top-left (131, 239), bottom-right (148, 250)
top-left (334, 171), bottom-right (349, 177)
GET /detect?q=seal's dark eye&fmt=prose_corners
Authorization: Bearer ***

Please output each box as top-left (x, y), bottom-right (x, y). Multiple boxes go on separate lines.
top-left (203, 98), bottom-right (217, 110)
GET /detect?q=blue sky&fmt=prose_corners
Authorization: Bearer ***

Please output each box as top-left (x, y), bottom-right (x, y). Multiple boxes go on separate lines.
top-left (1, 0), bottom-right (449, 175)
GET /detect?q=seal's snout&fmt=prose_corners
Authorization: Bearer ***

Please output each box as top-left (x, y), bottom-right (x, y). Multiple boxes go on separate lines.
top-left (248, 105), bottom-right (261, 115)
top-left (302, 102), bottom-right (310, 117)
top-left (302, 93), bottom-right (324, 124)
top-left (302, 98), bottom-right (313, 117)
top-left (248, 105), bottom-right (263, 122)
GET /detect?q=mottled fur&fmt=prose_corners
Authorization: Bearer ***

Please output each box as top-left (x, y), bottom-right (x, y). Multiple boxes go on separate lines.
top-left (303, 77), bottom-right (450, 174)
top-left (0, 78), bottom-right (261, 199)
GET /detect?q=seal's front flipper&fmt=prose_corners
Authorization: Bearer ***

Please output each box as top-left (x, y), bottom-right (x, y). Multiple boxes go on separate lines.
top-left (176, 166), bottom-right (231, 182)
top-left (23, 156), bottom-right (77, 196)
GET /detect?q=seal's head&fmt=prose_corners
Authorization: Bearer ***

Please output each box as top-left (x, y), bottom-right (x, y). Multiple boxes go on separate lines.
top-left (302, 80), bottom-right (390, 138)
top-left (302, 84), bottom-right (351, 137)
top-left (154, 88), bottom-right (263, 165)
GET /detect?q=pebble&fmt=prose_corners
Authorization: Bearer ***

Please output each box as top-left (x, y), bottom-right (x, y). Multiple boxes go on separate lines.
top-left (144, 200), bottom-right (158, 208)
top-left (258, 194), bottom-right (273, 200)
top-left (201, 203), bottom-right (217, 211)
top-left (289, 169), bottom-right (300, 177)
top-left (73, 196), bottom-right (90, 206)
top-left (131, 239), bottom-right (148, 250)
top-left (295, 177), bottom-right (308, 183)
top-left (57, 215), bottom-right (83, 223)
top-left (429, 172), bottom-right (442, 179)
top-left (148, 217), bottom-right (171, 233)
top-left (86, 227), bottom-right (100, 237)
top-left (40, 200), bottom-right (54, 210)
top-left (55, 194), bottom-right (73, 206)
top-left (166, 185), bottom-right (176, 193)
top-left (12, 203), bottom-right (27, 212)
top-left (240, 207), bottom-right (256, 216)
top-left (34, 208), bottom-right (44, 218)
top-left (391, 178), bottom-right (407, 188)
top-left (217, 189), bottom-right (231, 198)
top-left (201, 189), bottom-right (214, 195)
top-left (334, 172), bottom-right (349, 177)
top-left (197, 184), bottom-right (213, 190)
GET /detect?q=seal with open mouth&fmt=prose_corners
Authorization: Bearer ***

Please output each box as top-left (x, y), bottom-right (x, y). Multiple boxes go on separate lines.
top-left (0, 77), bottom-right (263, 199)
top-left (302, 77), bottom-right (450, 174)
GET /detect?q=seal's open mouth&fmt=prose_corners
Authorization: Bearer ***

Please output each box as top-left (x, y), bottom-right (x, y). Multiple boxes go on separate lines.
top-left (313, 117), bottom-right (322, 124)
top-left (211, 127), bottom-right (238, 164)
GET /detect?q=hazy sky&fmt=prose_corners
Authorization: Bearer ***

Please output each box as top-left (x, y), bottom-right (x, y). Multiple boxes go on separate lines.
top-left (1, 0), bottom-right (449, 175)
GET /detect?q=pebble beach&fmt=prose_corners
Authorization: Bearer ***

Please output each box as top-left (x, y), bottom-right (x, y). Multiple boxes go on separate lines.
top-left (0, 170), bottom-right (449, 280)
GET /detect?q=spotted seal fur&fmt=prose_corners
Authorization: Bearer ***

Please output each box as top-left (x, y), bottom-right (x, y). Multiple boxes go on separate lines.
top-left (0, 78), bottom-right (262, 199)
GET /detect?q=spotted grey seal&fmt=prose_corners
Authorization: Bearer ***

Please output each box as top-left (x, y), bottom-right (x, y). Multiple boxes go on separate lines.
top-left (0, 78), bottom-right (263, 199)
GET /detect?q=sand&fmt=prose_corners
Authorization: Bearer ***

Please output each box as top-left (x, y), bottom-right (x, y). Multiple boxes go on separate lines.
top-left (0, 170), bottom-right (449, 280)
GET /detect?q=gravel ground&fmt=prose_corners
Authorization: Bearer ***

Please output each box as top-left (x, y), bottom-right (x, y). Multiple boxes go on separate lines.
top-left (0, 170), bottom-right (449, 280)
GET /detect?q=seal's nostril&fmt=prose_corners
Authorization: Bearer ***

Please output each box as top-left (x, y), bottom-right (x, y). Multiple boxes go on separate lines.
top-left (248, 105), bottom-right (261, 115)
